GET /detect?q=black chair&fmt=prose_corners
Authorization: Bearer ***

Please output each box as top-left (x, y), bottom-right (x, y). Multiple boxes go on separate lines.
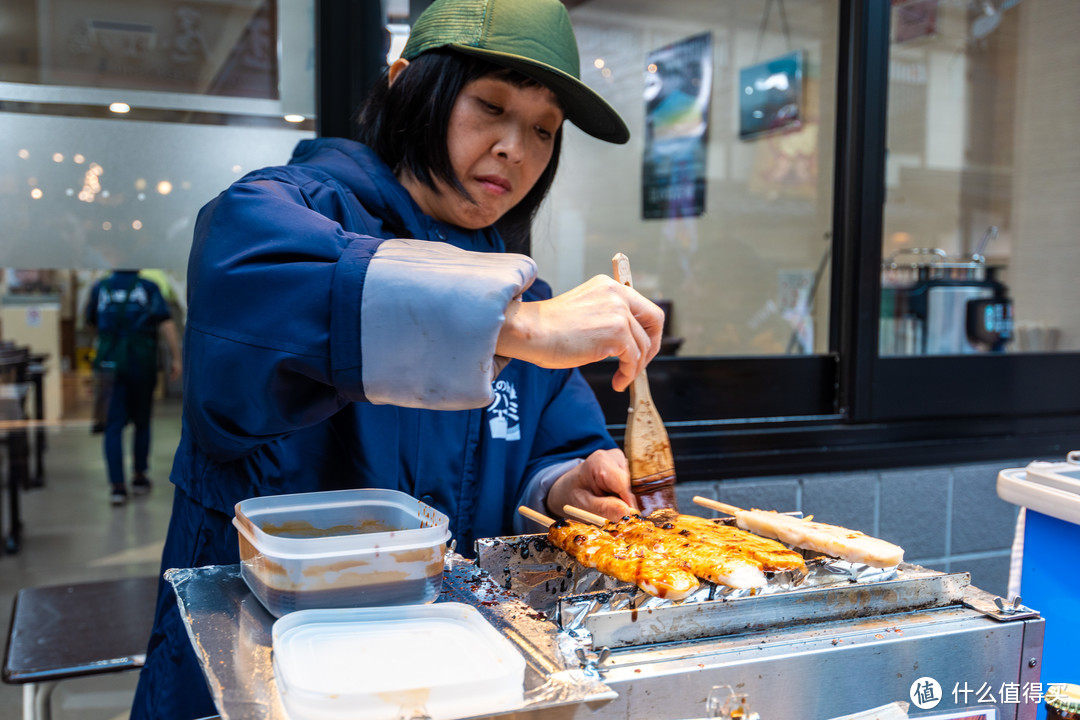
top-left (25, 351), bottom-right (48, 487)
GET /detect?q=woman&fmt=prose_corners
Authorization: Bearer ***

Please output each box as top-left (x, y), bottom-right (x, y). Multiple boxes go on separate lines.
top-left (131, 0), bottom-right (662, 717)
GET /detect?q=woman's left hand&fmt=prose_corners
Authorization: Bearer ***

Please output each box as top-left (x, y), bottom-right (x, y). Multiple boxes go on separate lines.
top-left (545, 448), bottom-right (639, 520)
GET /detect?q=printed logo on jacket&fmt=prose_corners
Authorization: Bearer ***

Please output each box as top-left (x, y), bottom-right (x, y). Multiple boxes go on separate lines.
top-left (487, 379), bottom-right (520, 441)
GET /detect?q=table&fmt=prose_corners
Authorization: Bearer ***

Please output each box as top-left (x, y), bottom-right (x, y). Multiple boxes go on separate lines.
top-left (2, 576), bottom-right (159, 720)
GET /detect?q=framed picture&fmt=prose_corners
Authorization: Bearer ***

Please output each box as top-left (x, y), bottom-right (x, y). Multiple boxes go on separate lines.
top-left (738, 50), bottom-right (804, 140)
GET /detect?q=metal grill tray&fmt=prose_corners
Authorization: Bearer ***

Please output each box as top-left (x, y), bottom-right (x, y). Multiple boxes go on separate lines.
top-left (476, 533), bottom-right (970, 649)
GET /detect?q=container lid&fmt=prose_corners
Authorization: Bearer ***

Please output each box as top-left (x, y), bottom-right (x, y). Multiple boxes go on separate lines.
top-left (234, 488), bottom-right (450, 559)
top-left (1047, 684), bottom-right (1080, 713)
top-left (998, 468), bottom-right (1080, 526)
top-left (272, 603), bottom-right (525, 720)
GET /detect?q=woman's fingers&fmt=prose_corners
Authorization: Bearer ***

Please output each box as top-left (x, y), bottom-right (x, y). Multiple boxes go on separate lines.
top-left (610, 288), bottom-right (660, 391)
top-left (546, 449), bottom-right (639, 520)
top-left (622, 285), bottom-right (665, 362)
top-left (496, 274), bottom-right (665, 382)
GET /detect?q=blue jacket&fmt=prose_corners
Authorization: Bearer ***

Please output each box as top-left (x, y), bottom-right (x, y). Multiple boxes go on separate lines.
top-left (172, 138), bottom-right (616, 552)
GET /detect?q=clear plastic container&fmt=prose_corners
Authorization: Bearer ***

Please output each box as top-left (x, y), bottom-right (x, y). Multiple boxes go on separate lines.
top-left (233, 488), bottom-right (450, 617)
top-left (272, 603), bottom-right (526, 720)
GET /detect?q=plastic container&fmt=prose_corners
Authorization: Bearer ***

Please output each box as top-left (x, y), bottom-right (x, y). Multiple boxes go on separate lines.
top-left (998, 460), bottom-right (1080, 717)
top-left (233, 488), bottom-right (450, 617)
top-left (272, 603), bottom-right (526, 720)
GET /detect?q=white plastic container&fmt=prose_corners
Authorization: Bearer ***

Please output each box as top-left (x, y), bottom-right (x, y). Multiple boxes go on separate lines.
top-left (233, 488), bottom-right (450, 617)
top-left (272, 603), bottom-right (526, 720)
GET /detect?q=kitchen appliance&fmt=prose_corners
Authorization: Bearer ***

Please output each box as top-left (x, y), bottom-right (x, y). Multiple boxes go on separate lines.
top-left (881, 239), bottom-right (1013, 356)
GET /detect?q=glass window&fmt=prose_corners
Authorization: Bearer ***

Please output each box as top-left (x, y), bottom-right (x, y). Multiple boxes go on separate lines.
top-left (533, 0), bottom-right (839, 357)
top-left (882, 0), bottom-right (1080, 355)
top-left (0, 0), bottom-right (316, 272)
top-left (0, 0), bottom-right (316, 422)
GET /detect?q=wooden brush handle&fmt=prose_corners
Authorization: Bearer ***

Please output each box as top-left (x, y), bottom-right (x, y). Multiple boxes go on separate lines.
top-left (612, 253), bottom-right (678, 513)
top-left (612, 253), bottom-right (651, 401)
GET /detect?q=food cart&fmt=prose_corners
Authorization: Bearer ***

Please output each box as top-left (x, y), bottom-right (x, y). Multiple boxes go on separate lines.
top-left (172, 527), bottom-right (1044, 720)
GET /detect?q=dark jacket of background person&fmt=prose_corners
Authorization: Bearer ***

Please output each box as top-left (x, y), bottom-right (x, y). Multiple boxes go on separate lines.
top-left (86, 271), bottom-right (172, 379)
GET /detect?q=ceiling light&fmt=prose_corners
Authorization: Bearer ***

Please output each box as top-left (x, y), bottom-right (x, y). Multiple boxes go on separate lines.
top-left (110, 102), bottom-right (131, 114)
top-left (284, 114), bottom-right (305, 123)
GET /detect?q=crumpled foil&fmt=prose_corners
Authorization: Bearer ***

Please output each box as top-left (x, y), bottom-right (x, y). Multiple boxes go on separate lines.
top-left (475, 531), bottom-right (900, 637)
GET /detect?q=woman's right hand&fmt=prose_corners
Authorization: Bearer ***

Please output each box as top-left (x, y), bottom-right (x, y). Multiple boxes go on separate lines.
top-left (496, 274), bottom-right (665, 392)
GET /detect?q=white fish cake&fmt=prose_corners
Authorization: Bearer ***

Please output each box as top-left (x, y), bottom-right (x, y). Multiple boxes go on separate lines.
top-left (733, 510), bottom-right (905, 568)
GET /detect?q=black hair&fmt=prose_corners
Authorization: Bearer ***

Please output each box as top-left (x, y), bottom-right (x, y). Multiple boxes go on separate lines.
top-left (354, 49), bottom-right (563, 253)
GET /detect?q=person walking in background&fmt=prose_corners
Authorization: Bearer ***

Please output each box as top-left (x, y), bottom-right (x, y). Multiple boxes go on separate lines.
top-left (85, 269), bottom-right (182, 505)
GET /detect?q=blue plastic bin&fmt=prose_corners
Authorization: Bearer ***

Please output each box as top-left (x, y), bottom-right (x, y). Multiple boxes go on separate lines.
top-left (998, 465), bottom-right (1080, 717)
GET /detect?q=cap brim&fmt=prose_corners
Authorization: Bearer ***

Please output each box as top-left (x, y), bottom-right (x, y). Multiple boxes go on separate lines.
top-left (449, 44), bottom-right (630, 145)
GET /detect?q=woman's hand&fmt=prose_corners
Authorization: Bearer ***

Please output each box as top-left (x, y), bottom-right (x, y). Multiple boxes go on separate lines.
top-left (545, 448), bottom-right (639, 520)
top-left (496, 275), bottom-right (665, 392)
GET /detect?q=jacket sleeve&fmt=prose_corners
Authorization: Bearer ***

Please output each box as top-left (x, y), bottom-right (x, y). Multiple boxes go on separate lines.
top-left (184, 178), bottom-right (537, 462)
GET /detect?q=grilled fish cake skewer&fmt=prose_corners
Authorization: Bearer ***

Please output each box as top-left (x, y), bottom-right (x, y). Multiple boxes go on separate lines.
top-left (547, 519), bottom-right (700, 600)
top-left (693, 496), bottom-right (905, 569)
top-left (603, 514), bottom-right (767, 589)
top-left (647, 509), bottom-right (807, 574)
top-left (518, 507), bottom-right (700, 600)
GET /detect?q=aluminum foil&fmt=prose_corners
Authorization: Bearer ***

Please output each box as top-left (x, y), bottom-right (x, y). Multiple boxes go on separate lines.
top-left (476, 533), bottom-right (897, 620)
top-left (438, 556), bottom-right (617, 711)
top-left (168, 561), bottom-right (619, 720)
top-left (474, 532), bottom-right (970, 650)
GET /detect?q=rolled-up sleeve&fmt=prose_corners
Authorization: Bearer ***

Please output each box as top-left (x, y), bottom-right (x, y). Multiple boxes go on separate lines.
top-left (360, 238), bottom-right (537, 409)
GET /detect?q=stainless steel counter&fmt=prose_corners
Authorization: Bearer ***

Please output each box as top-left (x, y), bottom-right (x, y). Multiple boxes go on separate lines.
top-left (171, 558), bottom-right (1044, 720)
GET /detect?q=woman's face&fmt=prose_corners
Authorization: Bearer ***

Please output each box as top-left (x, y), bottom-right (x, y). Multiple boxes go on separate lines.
top-left (401, 75), bottom-right (564, 229)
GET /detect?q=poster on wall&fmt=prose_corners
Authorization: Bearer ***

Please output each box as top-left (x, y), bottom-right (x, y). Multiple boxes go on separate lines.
top-left (892, 0), bottom-right (939, 44)
top-left (738, 50), bottom-right (803, 141)
top-left (642, 32), bottom-right (712, 220)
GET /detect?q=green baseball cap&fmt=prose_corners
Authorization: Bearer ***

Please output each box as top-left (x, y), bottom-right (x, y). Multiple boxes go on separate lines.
top-left (402, 0), bottom-right (630, 144)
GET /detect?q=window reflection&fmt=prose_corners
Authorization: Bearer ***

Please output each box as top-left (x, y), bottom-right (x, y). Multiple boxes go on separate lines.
top-left (537, 0), bottom-right (838, 357)
top-left (0, 0), bottom-right (316, 422)
top-left (883, 0), bottom-right (1079, 354)
top-left (1, 0), bottom-right (279, 98)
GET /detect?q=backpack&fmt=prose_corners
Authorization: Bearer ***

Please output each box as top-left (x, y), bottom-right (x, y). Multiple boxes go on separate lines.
top-left (93, 275), bottom-right (159, 376)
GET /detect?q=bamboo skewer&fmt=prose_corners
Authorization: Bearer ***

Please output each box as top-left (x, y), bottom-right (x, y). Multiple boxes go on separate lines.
top-left (517, 505), bottom-right (555, 528)
top-left (561, 505), bottom-right (607, 526)
top-left (692, 496), bottom-right (742, 516)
